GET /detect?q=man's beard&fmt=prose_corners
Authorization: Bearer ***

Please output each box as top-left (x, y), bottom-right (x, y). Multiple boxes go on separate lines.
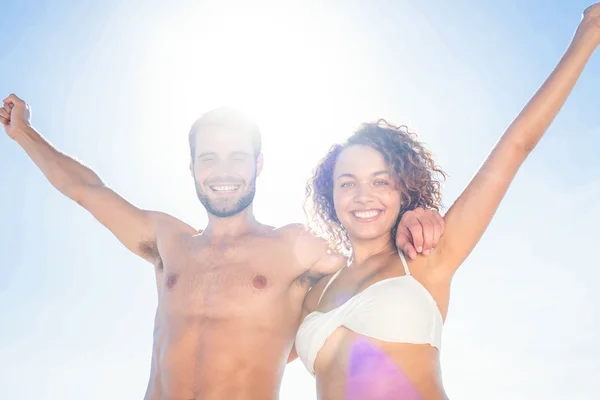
top-left (195, 178), bottom-right (256, 218)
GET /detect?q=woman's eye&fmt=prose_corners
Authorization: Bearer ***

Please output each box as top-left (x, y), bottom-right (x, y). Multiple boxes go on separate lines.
top-left (375, 180), bottom-right (389, 186)
top-left (340, 182), bottom-right (355, 188)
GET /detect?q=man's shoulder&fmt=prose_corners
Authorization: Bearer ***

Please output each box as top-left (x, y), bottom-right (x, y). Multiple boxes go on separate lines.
top-left (275, 224), bottom-right (327, 249)
top-left (152, 211), bottom-right (198, 235)
top-left (274, 223), bottom-right (345, 277)
top-left (275, 223), bottom-right (311, 237)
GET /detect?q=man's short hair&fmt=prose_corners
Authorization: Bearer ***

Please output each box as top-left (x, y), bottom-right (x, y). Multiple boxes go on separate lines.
top-left (189, 107), bottom-right (262, 159)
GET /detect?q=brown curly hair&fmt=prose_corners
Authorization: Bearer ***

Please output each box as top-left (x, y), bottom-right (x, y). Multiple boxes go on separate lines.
top-left (305, 119), bottom-right (447, 253)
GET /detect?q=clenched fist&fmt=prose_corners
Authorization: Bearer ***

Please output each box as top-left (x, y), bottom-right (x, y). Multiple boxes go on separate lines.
top-left (1, 94), bottom-right (32, 140)
top-left (576, 3), bottom-right (600, 44)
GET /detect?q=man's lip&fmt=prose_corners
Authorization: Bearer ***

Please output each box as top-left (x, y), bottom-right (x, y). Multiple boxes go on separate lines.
top-left (209, 184), bottom-right (241, 192)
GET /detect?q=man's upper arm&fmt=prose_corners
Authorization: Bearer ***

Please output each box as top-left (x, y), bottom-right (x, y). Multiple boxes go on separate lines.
top-left (287, 277), bottom-right (325, 364)
top-left (281, 224), bottom-right (345, 278)
top-left (74, 184), bottom-right (165, 263)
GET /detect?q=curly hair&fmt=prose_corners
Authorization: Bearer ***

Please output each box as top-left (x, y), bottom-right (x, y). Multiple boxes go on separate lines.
top-left (305, 119), bottom-right (447, 253)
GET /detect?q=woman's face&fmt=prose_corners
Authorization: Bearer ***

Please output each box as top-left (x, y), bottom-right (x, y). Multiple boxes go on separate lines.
top-left (332, 144), bottom-right (402, 244)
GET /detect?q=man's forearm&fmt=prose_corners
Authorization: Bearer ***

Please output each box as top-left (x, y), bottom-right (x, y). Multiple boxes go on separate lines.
top-left (14, 126), bottom-right (103, 201)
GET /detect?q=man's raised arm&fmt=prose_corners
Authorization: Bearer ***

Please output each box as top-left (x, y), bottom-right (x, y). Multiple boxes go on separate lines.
top-left (2, 94), bottom-right (164, 264)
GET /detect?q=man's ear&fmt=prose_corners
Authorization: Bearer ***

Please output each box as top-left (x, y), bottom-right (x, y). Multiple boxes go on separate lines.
top-left (256, 153), bottom-right (264, 177)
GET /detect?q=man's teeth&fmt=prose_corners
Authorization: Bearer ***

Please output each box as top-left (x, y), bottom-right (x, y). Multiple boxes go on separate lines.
top-left (353, 210), bottom-right (380, 219)
top-left (211, 185), bottom-right (240, 192)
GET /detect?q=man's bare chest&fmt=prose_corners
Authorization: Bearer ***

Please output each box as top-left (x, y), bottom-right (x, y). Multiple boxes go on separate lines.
top-left (154, 234), bottom-right (306, 314)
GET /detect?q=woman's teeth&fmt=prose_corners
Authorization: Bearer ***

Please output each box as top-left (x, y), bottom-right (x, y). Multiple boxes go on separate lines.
top-left (352, 210), bottom-right (380, 219)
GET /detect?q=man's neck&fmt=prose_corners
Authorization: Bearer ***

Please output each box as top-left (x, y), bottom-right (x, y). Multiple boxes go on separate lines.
top-left (203, 206), bottom-right (260, 238)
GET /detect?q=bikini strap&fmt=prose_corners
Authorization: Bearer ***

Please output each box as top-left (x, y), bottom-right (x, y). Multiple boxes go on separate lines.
top-left (316, 267), bottom-right (345, 306)
top-left (398, 248), bottom-right (411, 276)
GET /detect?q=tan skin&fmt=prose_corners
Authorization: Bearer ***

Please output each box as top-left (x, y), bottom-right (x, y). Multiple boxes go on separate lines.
top-left (302, 5), bottom-right (600, 400)
top-left (1, 100), bottom-right (444, 399)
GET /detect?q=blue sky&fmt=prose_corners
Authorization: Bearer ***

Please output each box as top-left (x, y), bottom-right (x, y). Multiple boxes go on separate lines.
top-left (1, 1), bottom-right (599, 399)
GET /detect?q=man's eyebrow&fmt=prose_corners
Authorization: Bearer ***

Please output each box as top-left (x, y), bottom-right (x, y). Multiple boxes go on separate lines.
top-left (230, 151), bottom-right (252, 157)
top-left (196, 152), bottom-right (217, 158)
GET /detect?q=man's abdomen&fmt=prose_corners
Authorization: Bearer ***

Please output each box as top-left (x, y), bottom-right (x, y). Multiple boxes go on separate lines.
top-left (144, 317), bottom-right (289, 400)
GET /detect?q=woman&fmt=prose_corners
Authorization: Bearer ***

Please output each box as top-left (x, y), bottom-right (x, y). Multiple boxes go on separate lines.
top-left (295, 5), bottom-right (600, 399)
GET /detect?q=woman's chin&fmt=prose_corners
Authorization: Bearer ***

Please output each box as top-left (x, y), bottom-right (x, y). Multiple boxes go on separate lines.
top-left (347, 230), bottom-right (394, 244)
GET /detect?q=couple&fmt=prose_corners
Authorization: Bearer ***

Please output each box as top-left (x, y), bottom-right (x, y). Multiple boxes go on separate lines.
top-left (4, 5), bottom-right (600, 399)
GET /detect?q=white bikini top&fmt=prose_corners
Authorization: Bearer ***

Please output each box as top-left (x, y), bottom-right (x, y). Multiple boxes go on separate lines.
top-left (295, 249), bottom-right (443, 375)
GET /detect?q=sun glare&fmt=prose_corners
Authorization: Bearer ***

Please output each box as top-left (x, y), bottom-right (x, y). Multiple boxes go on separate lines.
top-left (127, 2), bottom-right (379, 225)
top-left (137, 3), bottom-right (375, 151)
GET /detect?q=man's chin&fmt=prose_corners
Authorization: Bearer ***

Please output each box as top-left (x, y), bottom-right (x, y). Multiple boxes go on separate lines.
top-left (208, 208), bottom-right (244, 218)
top-left (198, 194), bottom-right (236, 209)
top-left (196, 185), bottom-right (256, 219)
top-left (203, 201), bottom-right (240, 217)
top-left (204, 199), bottom-right (252, 218)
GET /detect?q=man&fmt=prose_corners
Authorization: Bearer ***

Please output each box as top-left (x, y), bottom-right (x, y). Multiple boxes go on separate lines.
top-left (1, 94), bottom-right (444, 400)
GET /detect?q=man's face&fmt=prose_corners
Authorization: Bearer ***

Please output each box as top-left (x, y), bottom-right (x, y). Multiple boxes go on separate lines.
top-left (191, 125), bottom-right (262, 218)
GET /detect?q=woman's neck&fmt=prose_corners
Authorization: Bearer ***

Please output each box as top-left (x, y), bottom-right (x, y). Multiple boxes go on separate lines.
top-left (349, 234), bottom-right (396, 265)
